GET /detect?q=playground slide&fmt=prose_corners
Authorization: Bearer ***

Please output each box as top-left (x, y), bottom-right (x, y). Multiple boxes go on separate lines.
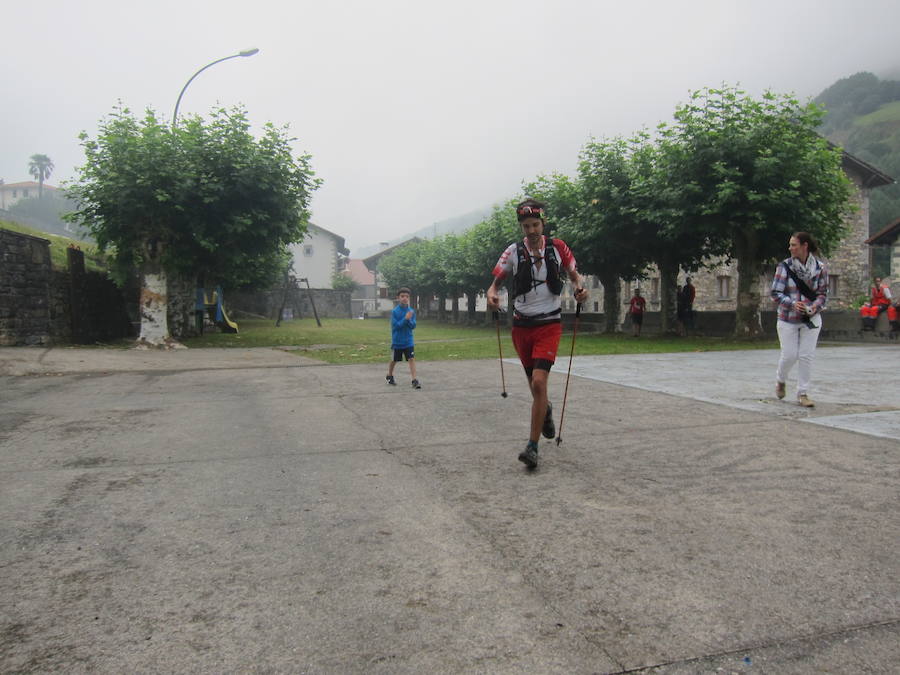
top-left (197, 287), bottom-right (239, 333)
top-left (216, 304), bottom-right (239, 333)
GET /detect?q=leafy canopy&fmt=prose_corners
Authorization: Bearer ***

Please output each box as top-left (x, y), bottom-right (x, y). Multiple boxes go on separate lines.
top-left (65, 104), bottom-right (320, 288)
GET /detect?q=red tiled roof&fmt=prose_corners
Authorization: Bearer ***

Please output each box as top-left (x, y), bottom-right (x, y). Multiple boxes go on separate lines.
top-left (344, 259), bottom-right (376, 285)
top-left (1, 181), bottom-right (58, 190)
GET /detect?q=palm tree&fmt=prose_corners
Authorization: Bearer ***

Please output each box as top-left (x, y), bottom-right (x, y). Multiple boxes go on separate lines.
top-left (28, 154), bottom-right (54, 199)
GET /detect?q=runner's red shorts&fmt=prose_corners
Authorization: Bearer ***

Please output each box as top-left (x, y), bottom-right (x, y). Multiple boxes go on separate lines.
top-left (511, 321), bottom-right (562, 370)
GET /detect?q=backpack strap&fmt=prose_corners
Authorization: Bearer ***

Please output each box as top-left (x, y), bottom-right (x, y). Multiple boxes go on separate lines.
top-left (782, 262), bottom-right (817, 302)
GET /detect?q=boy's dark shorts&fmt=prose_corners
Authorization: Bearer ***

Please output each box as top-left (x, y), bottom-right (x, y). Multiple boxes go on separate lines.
top-left (392, 347), bottom-right (415, 362)
top-left (632, 313), bottom-right (643, 325)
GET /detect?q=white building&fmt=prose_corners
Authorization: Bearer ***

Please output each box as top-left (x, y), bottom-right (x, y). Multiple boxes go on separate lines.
top-left (288, 223), bottom-right (349, 289)
top-left (0, 181), bottom-right (59, 210)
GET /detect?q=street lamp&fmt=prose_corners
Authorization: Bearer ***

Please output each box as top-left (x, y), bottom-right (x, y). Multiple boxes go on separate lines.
top-left (171, 48), bottom-right (259, 128)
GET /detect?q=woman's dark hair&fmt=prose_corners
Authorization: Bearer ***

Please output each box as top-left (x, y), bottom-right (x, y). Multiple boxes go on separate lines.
top-left (792, 231), bottom-right (819, 254)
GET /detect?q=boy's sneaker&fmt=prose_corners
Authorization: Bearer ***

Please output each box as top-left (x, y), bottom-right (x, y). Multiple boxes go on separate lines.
top-left (775, 381), bottom-right (786, 399)
top-left (411, 379), bottom-right (421, 389)
top-left (386, 375), bottom-right (396, 386)
top-left (518, 441), bottom-right (539, 469)
top-left (542, 402), bottom-right (555, 439)
top-left (798, 394), bottom-right (815, 408)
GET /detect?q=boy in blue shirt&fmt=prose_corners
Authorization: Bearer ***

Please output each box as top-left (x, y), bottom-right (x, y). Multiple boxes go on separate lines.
top-left (386, 287), bottom-right (421, 389)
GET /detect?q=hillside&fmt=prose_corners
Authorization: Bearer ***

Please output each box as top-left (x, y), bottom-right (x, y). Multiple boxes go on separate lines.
top-left (1, 193), bottom-right (95, 243)
top-left (1, 219), bottom-right (106, 272)
top-left (815, 72), bottom-right (900, 241)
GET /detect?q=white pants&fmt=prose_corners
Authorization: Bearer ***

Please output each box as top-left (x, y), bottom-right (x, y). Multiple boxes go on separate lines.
top-left (776, 319), bottom-right (821, 396)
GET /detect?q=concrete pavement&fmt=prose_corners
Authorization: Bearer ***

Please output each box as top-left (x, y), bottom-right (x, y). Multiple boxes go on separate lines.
top-left (559, 345), bottom-right (900, 441)
top-left (1, 344), bottom-right (898, 673)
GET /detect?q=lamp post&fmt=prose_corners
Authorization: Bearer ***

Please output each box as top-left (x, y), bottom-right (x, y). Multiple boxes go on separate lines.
top-left (171, 48), bottom-right (259, 128)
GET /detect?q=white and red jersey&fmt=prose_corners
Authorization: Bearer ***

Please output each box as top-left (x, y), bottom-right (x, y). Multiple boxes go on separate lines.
top-left (493, 236), bottom-right (577, 318)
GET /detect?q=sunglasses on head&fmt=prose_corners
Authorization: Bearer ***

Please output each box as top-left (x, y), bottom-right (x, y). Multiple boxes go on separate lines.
top-left (516, 206), bottom-right (544, 217)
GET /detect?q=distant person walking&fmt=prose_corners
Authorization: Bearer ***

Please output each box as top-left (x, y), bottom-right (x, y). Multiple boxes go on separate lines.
top-left (386, 287), bottom-right (421, 389)
top-left (628, 288), bottom-right (646, 337)
top-left (486, 198), bottom-right (587, 469)
top-left (681, 277), bottom-right (696, 332)
top-left (771, 232), bottom-right (828, 408)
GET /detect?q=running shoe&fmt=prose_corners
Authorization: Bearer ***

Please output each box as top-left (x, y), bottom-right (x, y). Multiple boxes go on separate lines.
top-left (518, 442), bottom-right (539, 469)
top-left (542, 402), bottom-right (555, 439)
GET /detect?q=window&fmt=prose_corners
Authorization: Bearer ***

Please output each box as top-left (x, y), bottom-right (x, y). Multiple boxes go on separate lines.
top-left (379, 287), bottom-right (388, 298)
top-left (303, 244), bottom-right (314, 257)
top-left (23, 189), bottom-right (29, 198)
top-left (593, 301), bottom-right (599, 312)
top-left (591, 276), bottom-right (600, 289)
top-left (12, 190), bottom-right (17, 198)
top-left (717, 275), bottom-right (731, 299)
top-left (828, 274), bottom-right (839, 298)
top-left (650, 278), bottom-right (660, 302)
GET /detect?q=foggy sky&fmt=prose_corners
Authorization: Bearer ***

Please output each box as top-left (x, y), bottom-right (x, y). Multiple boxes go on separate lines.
top-left (4, 0), bottom-right (900, 254)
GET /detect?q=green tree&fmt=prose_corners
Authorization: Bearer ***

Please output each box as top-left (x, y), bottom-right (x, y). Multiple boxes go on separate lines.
top-left (65, 104), bottom-right (319, 344)
top-left (667, 86), bottom-right (853, 336)
top-left (331, 270), bottom-right (359, 292)
top-left (529, 144), bottom-right (649, 333)
top-left (459, 203), bottom-right (520, 321)
top-left (28, 154), bottom-right (54, 199)
top-left (630, 130), bottom-right (729, 333)
top-left (378, 240), bottom-right (433, 309)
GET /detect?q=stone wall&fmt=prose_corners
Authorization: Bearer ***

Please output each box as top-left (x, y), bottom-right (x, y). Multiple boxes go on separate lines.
top-left (0, 229), bottom-right (133, 346)
top-left (229, 285), bottom-right (352, 321)
top-left (0, 229), bottom-right (53, 345)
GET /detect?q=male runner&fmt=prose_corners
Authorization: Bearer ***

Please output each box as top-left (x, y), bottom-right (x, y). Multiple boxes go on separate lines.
top-left (486, 198), bottom-right (588, 469)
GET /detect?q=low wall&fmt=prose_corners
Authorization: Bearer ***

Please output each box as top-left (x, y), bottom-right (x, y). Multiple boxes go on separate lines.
top-left (459, 308), bottom-right (898, 342)
top-left (229, 286), bottom-right (352, 321)
top-left (0, 229), bottom-right (53, 345)
top-left (0, 229), bottom-right (133, 346)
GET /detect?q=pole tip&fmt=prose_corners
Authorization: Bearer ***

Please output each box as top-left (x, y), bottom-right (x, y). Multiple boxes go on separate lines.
top-left (555, 436), bottom-right (562, 446)
top-left (501, 391), bottom-right (508, 398)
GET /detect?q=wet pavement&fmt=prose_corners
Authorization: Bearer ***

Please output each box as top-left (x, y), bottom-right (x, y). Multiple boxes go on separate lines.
top-left (1, 344), bottom-right (898, 673)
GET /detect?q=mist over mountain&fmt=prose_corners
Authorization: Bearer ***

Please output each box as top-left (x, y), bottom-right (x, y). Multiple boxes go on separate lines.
top-left (352, 206), bottom-right (495, 258)
top-left (355, 69), bottom-right (900, 262)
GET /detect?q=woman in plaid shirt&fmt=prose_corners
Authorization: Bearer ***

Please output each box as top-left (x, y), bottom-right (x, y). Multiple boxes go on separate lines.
top-left (771, 231), bottom-right (828, 408)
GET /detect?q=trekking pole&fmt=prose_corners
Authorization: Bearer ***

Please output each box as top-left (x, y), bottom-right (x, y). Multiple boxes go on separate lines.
top-left (493, 310), bottom-right (508, 398)
top-left (556, 300), bottom-right (582, 446)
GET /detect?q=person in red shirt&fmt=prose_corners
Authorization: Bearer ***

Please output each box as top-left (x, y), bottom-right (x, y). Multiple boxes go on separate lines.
top-left (871, 277), bottom-right (892, 316)
top-left (486, 198), bottom-right (588, 469)
top-left (628, 288), bottom-right (647, 337)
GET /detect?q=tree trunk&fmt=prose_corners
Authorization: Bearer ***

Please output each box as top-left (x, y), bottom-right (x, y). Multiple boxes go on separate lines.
top-left (438, 294), bottom-right (447, 321)
top-left (733, 228), bottom-right (764, 337)
top-left (599, 272), bottom-right (621, 333)
top-left (138, 243), bottom-right (170, 346)
top-left (275, 270), bottom-right (291, 327)
top-left (658, 259), bottom-right (679, 334)
top-left (451, 295), bottom-right (459, 323)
